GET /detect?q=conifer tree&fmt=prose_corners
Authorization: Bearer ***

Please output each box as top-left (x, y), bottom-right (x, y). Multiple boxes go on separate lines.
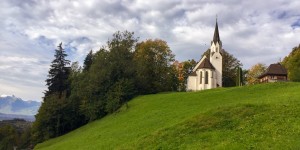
top-left (83, 50), bottom-right (93, 72)
top-left (32, 43), bottom-right (71, 144)
top-left (45, 42), bottom-right (71, 97)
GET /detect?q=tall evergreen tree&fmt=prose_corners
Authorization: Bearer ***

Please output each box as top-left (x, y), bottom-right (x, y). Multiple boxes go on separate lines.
top-left (32, 43), bottom-right (71, 144)
top-left (83, 50), bottom-right (93, 72)
top-left (45, 42), bottom-right (71, 97)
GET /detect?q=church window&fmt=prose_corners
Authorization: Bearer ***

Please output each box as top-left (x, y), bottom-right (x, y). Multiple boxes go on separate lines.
top-left (205, 71), bottom-right (208, 84)
top-left (216, 47), bottom-right (218, 52)
top-left (211, 71), bottom-right (213, 78)
top-left (200, 72), bottom-right (202, 84)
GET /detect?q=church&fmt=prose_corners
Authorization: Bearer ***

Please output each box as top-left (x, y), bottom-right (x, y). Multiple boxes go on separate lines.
top-left (187, 20), bottom-right (223, 91)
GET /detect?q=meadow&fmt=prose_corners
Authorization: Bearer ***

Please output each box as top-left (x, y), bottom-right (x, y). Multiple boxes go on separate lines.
top-left (35, 82), bottom-right (300, 149)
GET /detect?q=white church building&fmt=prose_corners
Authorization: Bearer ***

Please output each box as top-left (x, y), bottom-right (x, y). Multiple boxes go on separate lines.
top-left (187, 20), bottom-right (223, 91)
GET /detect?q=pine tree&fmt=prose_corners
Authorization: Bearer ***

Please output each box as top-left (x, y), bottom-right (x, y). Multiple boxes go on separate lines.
top-left (45, 42), bottom-right (71, 97)
top-left (83, 50), bottom-right (93, 72)
top-left (33, 43), bottom-right (72, 144)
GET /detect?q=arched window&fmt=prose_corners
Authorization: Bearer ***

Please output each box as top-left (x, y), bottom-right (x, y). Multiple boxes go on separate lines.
top-left (205, 71), bottom-right (208, 84)
top-left (216, 47), bottom-right (219, 52)
top-left (200, 72), bottom-right (202, 84)
top-left (211, 71), bottom-right (213, 78)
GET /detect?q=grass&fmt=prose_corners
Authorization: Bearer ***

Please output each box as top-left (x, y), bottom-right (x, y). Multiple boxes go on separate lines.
top-left (35, 82), bottom-right (300, 149)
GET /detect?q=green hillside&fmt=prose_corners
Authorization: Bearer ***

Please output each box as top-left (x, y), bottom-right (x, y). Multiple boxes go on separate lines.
top-left (35, 82), bottom-right (300, 149)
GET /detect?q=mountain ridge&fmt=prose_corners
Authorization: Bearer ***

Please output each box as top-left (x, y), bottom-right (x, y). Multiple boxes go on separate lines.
top-left (0, 95), bottom-right (41, 116)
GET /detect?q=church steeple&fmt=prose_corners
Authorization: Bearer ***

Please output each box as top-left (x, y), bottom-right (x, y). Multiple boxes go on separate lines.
top-left (212, 18), bottom-right (221, 45)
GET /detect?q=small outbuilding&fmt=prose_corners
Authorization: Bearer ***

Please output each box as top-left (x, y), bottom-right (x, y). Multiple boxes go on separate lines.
top-left (258, 63), bottom-right (288, 83)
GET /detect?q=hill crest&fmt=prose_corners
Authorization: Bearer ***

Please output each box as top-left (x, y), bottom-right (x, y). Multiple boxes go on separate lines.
top-left (35, 83), bottom-right (300, 149)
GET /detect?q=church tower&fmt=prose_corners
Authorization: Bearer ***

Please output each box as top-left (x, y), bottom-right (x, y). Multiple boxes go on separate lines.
top-left (209, 19), bottom-right (222, 87)
top-left (186, 19), bottom-right (223, 91)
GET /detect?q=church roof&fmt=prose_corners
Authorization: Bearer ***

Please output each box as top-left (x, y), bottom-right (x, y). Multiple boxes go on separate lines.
top-left (189, 71), bottom-right (197, 76)
top-left (196, 57), bottom-right (215, 70)
top-left (188, 57), bottom-right (215, 77)
top-left (212, 20), bottom-right (221, 45)
top-left (258, 63), bottom-right (287, 79)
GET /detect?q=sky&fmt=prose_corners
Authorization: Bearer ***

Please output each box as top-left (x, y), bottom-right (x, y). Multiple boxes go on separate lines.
top-left (0, 0), bottom-right (299, 101)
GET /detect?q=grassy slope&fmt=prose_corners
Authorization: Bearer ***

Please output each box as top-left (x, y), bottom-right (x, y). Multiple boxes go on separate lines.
top-left (35, 82), bottom-right (300, 149)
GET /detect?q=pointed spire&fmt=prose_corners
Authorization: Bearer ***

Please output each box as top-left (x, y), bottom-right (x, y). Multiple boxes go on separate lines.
top-left (212, 17), bottom-right (221, 45)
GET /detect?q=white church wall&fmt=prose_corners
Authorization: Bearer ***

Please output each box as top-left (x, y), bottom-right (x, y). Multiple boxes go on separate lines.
top-left (187, 76), bottom-right (197, 91)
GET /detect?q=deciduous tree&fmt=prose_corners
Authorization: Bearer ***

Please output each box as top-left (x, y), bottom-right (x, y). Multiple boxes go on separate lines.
top-left (177, 59), bottom-right (197, 91)
top-left (282, 44), bottom-right (300, 81)
top-left (134, 39), bottom-right (176, 94)
top-left (247, 63), bottom-right (266, 85)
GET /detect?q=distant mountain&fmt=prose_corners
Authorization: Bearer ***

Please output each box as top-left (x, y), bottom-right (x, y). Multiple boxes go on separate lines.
top-left (0, 95), bottom-right (41, 116)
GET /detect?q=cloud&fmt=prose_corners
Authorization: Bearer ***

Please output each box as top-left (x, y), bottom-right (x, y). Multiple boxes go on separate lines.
top-left (0, 0), bottom-right (300, 101)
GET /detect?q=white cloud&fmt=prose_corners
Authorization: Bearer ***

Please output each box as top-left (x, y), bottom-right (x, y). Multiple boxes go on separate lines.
top-left (0, 0), bottom-right (300, 101)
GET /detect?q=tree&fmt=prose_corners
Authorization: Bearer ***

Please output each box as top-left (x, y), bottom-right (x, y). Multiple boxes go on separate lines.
top-left (33, 43), bottom-right (72, 144)
top-left (32, 31), bottom-right (180, 142)
top-left (282, 44), bottom-right (300, 81)
top-left (79, 31), bottom-right (138, 121)
top-left (32, 93), bottom-right (69, 143)
top-left (45, 43), bottom-right (71, 97)
top-left (177, 59), bottom-right (197, 91)
top-left (79, 48), bottom-right (109, 122)
top-left (65, 62), bottom-right (86, 128)
top-left (247, 63), bottom-right (267, 85)
top-left (0, 125), bottom-right (18, 150)
top-left (182, 59), bottom-right (197, 80)
top-left (134, 39), bottom-right (176, 94)
top-left (242, 69), bottom-right (248, 85)
top-left (202, 49), bottom-right (242, 87)
top-left (83, 50), bottom-right (93, 72)
top-left (105, 79), bottom-right (135, 113)
top-left (236, 67), bottom-right (243, 86)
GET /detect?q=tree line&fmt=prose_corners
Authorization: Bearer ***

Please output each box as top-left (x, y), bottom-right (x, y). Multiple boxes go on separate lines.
top-left (32, 30), bottom-right (291, 146)
top-left (0, 119), bottom-right (32, 150)
top-left (31, 31), bottom-right (178, 144)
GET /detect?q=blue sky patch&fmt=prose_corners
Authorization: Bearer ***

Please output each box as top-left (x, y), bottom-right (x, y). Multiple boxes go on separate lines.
top-left (291, 19), bottom-right (300, 29)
